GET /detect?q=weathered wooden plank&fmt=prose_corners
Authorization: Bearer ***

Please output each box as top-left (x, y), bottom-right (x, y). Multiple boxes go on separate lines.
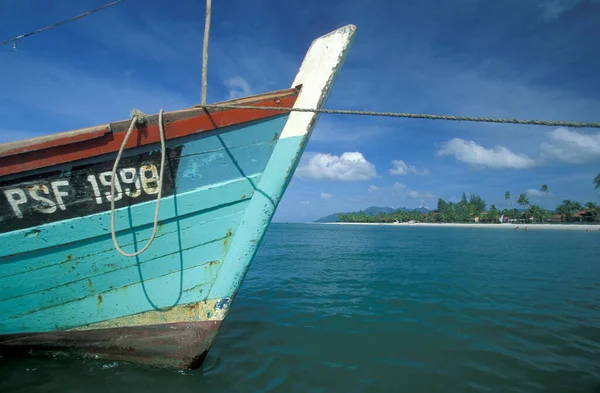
top-left (0, 24), bottom-right (356, 370)
top-left (0, 146), bottom-right (183, 233)
top-left (0, 200), bottom-right (248, 301)
top-left (0, 135), bottom-right (281, 234)
top-left (0, 212), bottom-right (241, 323)
top-left (1, 254), bottom-right (233, 333)
top-left (0, 173), bottom-right (262, 258)
top-left (0, 89), bottom-right (297, 177)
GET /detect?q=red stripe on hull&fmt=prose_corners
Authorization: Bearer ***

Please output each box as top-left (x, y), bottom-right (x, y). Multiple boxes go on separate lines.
top-left (0, 321), bottom-right (222, 369)
top-left (0, 87), bottom-right (299, 177)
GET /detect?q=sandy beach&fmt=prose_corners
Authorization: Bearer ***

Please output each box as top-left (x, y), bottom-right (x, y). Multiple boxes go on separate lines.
top-left (313, 222), bottom-right (600, 231)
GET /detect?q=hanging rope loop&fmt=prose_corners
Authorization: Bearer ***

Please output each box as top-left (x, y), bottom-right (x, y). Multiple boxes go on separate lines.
top-left (110, 109), bottom-right (166, 257)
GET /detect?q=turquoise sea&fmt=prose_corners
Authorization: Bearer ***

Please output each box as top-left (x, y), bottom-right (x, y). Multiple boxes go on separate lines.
top-left (2, 223), bottom-right (600, 392)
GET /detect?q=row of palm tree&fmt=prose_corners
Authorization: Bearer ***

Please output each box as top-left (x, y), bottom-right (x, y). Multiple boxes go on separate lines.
top-left (337, 210), bottom-right (426, 223)
top-left (336, 176), bottom-right (600, 224)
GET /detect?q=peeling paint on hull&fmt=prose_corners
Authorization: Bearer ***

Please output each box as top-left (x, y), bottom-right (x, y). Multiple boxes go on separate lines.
top-left (0, 25), bottom-right (355, 369)
top-left (0, 320), bottom-right (222, 369)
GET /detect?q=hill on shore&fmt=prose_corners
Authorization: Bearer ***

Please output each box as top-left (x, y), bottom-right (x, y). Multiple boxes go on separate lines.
top-left (314, 206), bottom-right (430, 223)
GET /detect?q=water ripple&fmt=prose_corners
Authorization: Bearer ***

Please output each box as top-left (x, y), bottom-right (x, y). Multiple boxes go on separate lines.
top-left (2, 224), bottom-right (600, 392)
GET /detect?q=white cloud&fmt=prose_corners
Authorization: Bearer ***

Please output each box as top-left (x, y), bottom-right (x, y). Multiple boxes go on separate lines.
top-left (407, 190), bottom-right (435, 199)
top-left (320, 192), bottom-right (333, 200)
top-left (436, 130), bottom-right (600, 170)
top-left (540, 128), bottom-right (600, 164)
top-left (526, 189), bottom-right (552, 198)
top-left (392, 182), bottom-right (407, 191)
top-left (389, 160), bottom-right (430, 176)
top-left (296, 152), bottom-right (377, 181)
top-left (539, 0), bottom-right (580, 21)
top-left (224, 76), bottom-right (252, 100)
top-left (368, 185), bottom-right (380, 193)
top-left (437, 138), bottom-right (538, 169)
top-left (300, 201), bottom-right (310, 205)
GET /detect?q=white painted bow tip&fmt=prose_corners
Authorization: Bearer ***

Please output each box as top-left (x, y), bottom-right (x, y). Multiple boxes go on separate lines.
top-left (281, 24), bottom-right (356, 139)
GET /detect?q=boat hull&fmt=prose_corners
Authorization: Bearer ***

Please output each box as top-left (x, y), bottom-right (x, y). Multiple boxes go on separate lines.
top-left (0, 24), bottom-right (356, 368)
top-left (0, 116), bottom-right (292, 367)
top-left (0, 320), bottom-right (222, 369)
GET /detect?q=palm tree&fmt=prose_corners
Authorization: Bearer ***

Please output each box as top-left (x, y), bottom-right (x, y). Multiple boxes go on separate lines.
top-left (536, 184), bottom-right (550, 221)
top-left (517, 193), bottom-right (530, 222)
top-left (487, 204), bottom-right (500, 223)
top-left (585, 202), bottom-right (600, 223)
top-left (595, 174), bottom-right (600, 189)
top-left (556, 200), bottom-right (583, 222)
top-left (527, 204), bottom-right (544, 223)
top-left (505, 191), bottom-right (515, 220)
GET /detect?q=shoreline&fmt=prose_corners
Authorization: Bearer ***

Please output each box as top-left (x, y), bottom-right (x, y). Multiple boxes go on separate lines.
top-left (311, 222), bottom-right (600, 231)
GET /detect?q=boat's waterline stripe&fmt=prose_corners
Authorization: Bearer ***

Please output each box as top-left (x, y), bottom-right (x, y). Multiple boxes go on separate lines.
top-left (69, 297), bottom-right (230, 331)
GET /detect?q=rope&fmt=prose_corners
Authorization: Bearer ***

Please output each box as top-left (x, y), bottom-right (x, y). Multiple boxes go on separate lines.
top-left (110, 109), bottom-right (166, 257)
top-left (0, 0), bottom-right (124, 48)
top-left (199, 104), bottom-right (600, 129)
top-left (201, 0), bottom-right (212, 105)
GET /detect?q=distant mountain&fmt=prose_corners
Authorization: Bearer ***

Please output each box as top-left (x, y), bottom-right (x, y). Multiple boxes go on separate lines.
top-left (314, 213), bottom-right (342, 223)
top-left (363, 206), bottom-right (395, 215)
top-left (314, 205), bottom-right (431, 223)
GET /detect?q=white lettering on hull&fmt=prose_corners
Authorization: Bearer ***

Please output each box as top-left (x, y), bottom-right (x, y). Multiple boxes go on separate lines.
top-left (2, 164), bottom-right (161, 220)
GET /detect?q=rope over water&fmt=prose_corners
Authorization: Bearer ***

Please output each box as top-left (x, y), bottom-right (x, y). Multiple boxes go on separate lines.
top-left (3, 0), bottom-right (597, 130)
top-left (199, 104), bottom-right (600, 129)
top-left (110, 109), bottom-right (166, 257)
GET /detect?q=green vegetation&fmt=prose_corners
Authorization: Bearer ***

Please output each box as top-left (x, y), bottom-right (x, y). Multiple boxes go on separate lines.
top-left (335, 180), bottom-right (600, 224)
top-left (337, 209), bottom-right (426, 223)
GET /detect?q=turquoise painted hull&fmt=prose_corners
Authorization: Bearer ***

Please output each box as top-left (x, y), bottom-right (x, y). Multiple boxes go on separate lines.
top-left (0, 23), bottom-right (356, 368)
top-left (0, 115), bottom-right (305, 367)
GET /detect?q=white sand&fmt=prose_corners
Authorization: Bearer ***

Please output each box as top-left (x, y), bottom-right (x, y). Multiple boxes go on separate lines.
top-left (313, 222), bottom-right (600, 231)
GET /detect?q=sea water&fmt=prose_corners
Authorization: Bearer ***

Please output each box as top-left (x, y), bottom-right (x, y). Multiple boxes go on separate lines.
top-left (1, 223), bottom-right (599, 393)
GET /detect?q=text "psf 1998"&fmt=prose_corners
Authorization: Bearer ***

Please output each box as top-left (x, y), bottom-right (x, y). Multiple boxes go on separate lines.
top-left (3, 164), bottom-right (161, 219)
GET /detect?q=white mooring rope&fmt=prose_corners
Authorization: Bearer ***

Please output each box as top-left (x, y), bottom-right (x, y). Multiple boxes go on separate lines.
top-left (198, 104), bottom-right (600, 129)
top-left (201, 0), bottom-right (212, 105)
top-left (110, 109), bottom-right (166, 257)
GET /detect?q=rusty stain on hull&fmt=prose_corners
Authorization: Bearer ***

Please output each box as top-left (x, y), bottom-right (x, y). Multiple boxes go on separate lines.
top-left (0, 24), bottom-right (356, 371)
top-left (0, 320), bottom-right (222, 369)
top-left (71, 298), bottom-right (229, 331)
top-left (0, 298), bottom-right (230, 369)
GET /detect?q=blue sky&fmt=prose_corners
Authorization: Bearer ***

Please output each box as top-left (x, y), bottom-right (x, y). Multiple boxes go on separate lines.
top-left (1, 0), bottom-right (599, 222)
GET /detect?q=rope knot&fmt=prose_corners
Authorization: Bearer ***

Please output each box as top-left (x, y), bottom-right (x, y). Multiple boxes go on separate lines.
top-left (130, 109), bottom-right (147, 125)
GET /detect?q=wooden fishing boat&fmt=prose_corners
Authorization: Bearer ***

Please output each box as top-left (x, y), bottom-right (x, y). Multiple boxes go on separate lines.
top-left (0, 25), bottom-right (356, 368)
